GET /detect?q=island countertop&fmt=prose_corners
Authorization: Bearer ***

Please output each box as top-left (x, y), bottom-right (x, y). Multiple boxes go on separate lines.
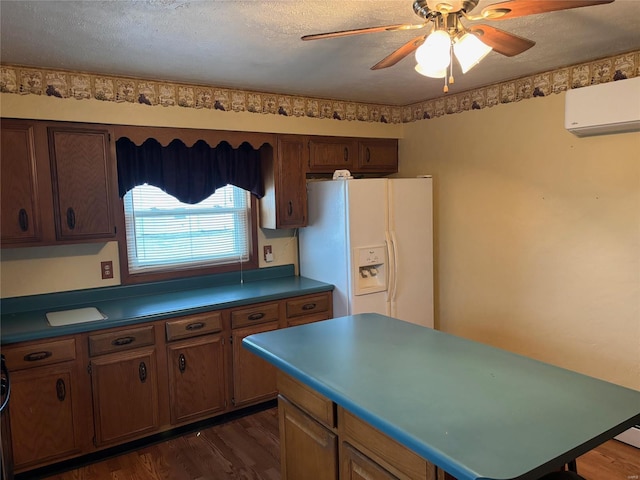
top-left (243, 313), bottom-right (640, 480)
top-left (1, 265), bottom-right (333, 345)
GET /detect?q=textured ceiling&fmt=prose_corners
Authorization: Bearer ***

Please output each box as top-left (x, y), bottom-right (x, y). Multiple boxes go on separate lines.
top-left (1, 0), bottom-right (639, 106)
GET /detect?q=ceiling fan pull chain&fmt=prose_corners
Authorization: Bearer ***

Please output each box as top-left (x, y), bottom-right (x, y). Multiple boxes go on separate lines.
top-left (449, 43), bottom-right (455, 85)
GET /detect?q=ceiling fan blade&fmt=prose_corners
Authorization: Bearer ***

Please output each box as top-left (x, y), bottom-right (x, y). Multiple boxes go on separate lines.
top-left (481, 0), bottom-right (614, 20)
top-left (468, 25), bottom-right (535, 56)
top-left (302, 23), bottom-right (425, 41)
top-left (371, 35), bottom-right (427, 70)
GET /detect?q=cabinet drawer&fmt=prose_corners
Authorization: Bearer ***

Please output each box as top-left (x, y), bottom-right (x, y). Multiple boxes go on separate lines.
top-left (165, 311), bottom-right (222, 342)
top-left (231, 302), bottom-right (279, 329)
top-left (3, 338), bottom-right (76, 371)
top-left (339, 408), bottom-right (431, 480)
top-left (278, 372), bottom-right (336, 429)
top-left (286, 294), bottom-right (330, 319)
top-left (88, 325), bottom-right (155, 357)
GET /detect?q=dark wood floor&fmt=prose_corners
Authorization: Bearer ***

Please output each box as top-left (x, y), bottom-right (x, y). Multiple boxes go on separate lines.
top-left (36, 407), bottom-right (639, 480)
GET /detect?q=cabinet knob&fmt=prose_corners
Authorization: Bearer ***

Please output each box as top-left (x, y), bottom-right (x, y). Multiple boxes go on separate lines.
top-left (56, 378), bottom-right (66, 401)
top-left (18, 208), bottom-right (29, 232)
top-left (139, 361), bottom-right (147, 383)
top-left (344, 147), bottom-right (349, 162)
top-left (287, 201), bottom-right (293, 216)
top-left (248, 312), bottom-right (265, 321)
top-left (178, 353), bottom-right (186, 373)
top-left (365, 147), bottom-right (371, 163)
top-left (302, 303), bottom-right (317, 311)
top-left (66, 207), bottom-right (76, 230)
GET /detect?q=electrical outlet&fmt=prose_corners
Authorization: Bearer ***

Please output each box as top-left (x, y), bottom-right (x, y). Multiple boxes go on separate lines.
top-left (101, 261), bottom-right (113, 279)
top-left (263, 245), bottom-right (274, 263)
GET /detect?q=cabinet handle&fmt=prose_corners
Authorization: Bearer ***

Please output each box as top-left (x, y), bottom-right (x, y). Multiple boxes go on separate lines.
top-left (24, 351), bottom-right (52, 362)
top-left (302, 303), bottom-right (317, 311)
top-left (178, 354), bottom-right (186, 373)
top-left (56, 378), bottom-right (66, 401)
top-left (111, 336), bottom-right (135, 347)
top-left (66, 207), bottom-right (76, 230)
top-left (365, 147), bottom-right (371, 163)
top-left (344, 147), bottom-right (349, 162)
top-left (18, 209), bottom-right (29, 232)
top-left (287, 201), bottom-right (293, 216)
top-left (186, 322), bottom-right (204, 331)
top-left (248, 312), bottom-right (265, 321)
top-left (139, 362), bottom-right (147, 383)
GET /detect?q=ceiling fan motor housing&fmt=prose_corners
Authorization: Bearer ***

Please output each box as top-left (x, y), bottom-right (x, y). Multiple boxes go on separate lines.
top-left (413, 0), bottom-right (480, 18)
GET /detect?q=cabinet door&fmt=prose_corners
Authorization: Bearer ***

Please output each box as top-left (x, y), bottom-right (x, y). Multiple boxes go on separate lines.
top-left (276, 135), bottom-right (308, 228)
top-left (357, 139), bottom-right (398, 173)
top-left (0, 120), bottom-right (42, 244)
top-left (231, 322), bottom-right (279, 407)
top-left (9, 363), bottom-right (82, 470)
top-left (341, 442), bottom-right (400, 480)
top-left (167, 335), bottom-right (226, 425)
top-left (308, 137), bottom-right (357, 172)
top-left (48, 127), bottom-right (116, 240)
top-left (90, 348), bottom-right (159, 446)
top-left (279, 395), bottom-right (338, 480)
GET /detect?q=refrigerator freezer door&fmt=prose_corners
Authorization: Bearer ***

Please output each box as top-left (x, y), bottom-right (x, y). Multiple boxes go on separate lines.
top-left (345, 179), bottom-right (390, 317)
top-left (388, 178), bottom-right (434, 327)
top-left (299, 180), bottom-right (351, 317)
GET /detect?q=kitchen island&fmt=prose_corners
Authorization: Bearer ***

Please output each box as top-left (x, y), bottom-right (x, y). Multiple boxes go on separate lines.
top-left (243, 313), bottom-right (640, 480)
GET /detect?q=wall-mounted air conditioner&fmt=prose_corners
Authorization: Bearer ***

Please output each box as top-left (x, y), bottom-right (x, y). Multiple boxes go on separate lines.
top-left (564, 76), bottom-right (640, 137)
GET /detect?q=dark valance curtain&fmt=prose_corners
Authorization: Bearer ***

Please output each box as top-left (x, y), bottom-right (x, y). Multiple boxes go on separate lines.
top-left (116, 137), bottom-right (264, 203)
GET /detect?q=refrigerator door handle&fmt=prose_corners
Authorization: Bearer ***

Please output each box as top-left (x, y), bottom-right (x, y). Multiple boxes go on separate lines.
top-left (385, 231), bottom-right (395, 300)
top-left (390, 230), bottom-right (399, 303)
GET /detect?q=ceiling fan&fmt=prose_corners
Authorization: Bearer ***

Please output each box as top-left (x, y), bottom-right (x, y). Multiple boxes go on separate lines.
top-left (302, 0), bottom-right (614, 92)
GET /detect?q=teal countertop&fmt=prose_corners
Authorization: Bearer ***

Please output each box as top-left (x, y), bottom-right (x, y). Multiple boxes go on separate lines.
top-left (243, 313), bottom-right (640, 480)
top-left (0, 265), bottom-right (333, 345)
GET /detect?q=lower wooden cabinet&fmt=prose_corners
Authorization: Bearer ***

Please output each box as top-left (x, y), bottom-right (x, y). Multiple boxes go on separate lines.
top-left (87, 324), bottom-right (160, 447)
top-left (279, 373), bottom-right (437, 480)
top-left (9, 362), bottom-right (83, 470)
top-left (4, 289), bottom-right (333, 474)
top-left (89, 347), bottom-right (160, 447)
top-left (231, 321), bottom-right (279, 407)
top-left (279, 395), bottom-right (338, 480)
top-left (167, 335), bottom-right (226, 424)
top-left (2, 337), bottom-right (89, 472)
top-left (342, 442), bottom-right (399, 480)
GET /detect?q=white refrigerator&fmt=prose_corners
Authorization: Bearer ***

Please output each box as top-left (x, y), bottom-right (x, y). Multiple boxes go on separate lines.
top-left (299, 177), bottom-right (434, 328)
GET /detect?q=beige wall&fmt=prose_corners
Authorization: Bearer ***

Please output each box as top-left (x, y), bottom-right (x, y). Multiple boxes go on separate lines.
top-left (0, 93), bottom-right (401, 298)
top-left (400, 93), bottom-right (640, 390)
top-left (2, 89), bottom-right (639, 390)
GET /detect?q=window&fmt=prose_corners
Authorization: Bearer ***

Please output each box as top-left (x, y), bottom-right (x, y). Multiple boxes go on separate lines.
top-left (122, 184), bottom-right (256, 278)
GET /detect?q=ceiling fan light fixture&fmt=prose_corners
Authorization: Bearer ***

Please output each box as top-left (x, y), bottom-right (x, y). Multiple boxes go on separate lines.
top-left (414, 29), bottom-right (451, 75)
top-left (453, 32), bottom-right (492, 73)
top-left (415, 63), bottom-right (447, 79)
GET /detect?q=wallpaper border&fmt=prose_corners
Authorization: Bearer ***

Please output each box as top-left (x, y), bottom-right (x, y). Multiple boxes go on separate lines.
top-left (1, 50), bottom-right (638, 125)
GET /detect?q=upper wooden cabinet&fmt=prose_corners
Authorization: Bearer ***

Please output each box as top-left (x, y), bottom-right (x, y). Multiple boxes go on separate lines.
top-left (48, 126), bottom-right (117, 241)
top-left (357, 139), bottom-right (398, 173)
top-left (0, 120), bottom-right (42, 244)
top-left (0, 119), bottom-right (118, 247)
top-left (308, 137), bottom-right (358, 172)
top-left (308, 136), bottom-right (398, 175)
top-left (260, 135), bottom-right (308, 229)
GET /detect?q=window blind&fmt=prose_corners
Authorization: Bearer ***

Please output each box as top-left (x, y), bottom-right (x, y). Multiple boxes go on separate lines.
top-left (124, 184), bottom-right (250, 274)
